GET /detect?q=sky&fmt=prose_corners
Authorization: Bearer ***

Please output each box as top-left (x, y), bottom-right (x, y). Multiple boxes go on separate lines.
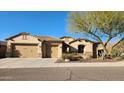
top-left (0, 11), bottom-right (82, 40)
top-left (0, 11), bottom-right (120, 43)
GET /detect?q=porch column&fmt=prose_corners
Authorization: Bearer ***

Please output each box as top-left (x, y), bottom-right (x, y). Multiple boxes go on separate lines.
top-left (58, 43), bottom-right (62, 58)
top-left (38, 42), bottom-right (42, 58)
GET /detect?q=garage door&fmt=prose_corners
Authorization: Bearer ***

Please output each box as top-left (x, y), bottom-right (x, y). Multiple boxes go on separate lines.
top-left (12, 44), bottom-right (38, 58)
top-left (51, 45), bottom-right (58, 58)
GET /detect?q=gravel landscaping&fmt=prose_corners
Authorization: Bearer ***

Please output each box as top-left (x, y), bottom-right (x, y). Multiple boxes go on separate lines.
top-left (57, 57), bottom-right (124, 63)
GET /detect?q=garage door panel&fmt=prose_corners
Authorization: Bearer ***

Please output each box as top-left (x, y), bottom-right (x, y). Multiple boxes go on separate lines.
top-left (51, 45), bottom-right (58, 58)
top-left (12, 44), bottom-right (38, 58)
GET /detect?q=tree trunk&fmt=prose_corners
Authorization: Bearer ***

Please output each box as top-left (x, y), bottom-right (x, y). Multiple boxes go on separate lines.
top-left (101, 44), bottom-right (109, 60)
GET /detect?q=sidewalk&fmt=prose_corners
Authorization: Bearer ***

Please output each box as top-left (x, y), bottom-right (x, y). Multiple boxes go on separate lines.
top-left (0, 58), bottom-right (124, 68)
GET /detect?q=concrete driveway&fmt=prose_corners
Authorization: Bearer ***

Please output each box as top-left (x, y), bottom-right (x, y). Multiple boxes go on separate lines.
top-left (0, 58), bottom-right (124, 68)
top-left (0, 58), bottom-right (58, 68)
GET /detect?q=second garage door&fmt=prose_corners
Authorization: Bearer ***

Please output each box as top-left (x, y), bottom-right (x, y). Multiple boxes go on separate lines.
top-left (12, 44), bottom-right (39, 58)
top-left (51, 45), bottom-right (58, 58)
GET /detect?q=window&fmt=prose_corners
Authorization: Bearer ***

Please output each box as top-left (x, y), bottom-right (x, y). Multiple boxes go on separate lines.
top-left (22, 35), bottom-right (27, 40)
top-left (78, 45), bottom-right (85, 53)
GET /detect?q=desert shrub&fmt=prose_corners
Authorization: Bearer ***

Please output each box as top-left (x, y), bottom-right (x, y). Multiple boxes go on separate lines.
top-left (62, 53), bottom-right (83, 61)
top-left (62, 53), bottom-right (71, 59)
top-left (119, 53), bottom-right (124, 60)
top-left (111, 40), bottom-right (124, 57)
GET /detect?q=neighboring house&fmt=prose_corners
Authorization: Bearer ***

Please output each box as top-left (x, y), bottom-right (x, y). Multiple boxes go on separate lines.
top-left (0, 41), bottom-right (7, 58)
top-left (6, 32), bottom-right (63, 58)
top-left (60, 36), bottom-right (102, 58)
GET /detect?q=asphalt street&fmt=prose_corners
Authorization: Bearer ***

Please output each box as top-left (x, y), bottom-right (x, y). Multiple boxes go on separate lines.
top-left (0, 67), bottom-right (124, 81)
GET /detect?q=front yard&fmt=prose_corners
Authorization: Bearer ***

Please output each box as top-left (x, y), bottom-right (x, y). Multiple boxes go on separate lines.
top-left (60, 53), bottom-right (124, 63)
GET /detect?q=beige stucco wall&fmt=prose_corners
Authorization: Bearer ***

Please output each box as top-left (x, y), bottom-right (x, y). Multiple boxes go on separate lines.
top-left (6, 35), bottom-right (41, 57)
top-left (97, 44), bottom-right (104, 50)
top-left (69, 40), bottom-right (93, 54)
top-left (57, 43), bottom-right (62, 58)
top-left (69, 40), bottom-right (94, 59)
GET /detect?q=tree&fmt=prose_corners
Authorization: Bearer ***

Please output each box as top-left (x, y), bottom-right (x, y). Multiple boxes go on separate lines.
top-left (67, 11), bottom-right (124, 57)
top-left (111, 39), bottom-right (124, 57)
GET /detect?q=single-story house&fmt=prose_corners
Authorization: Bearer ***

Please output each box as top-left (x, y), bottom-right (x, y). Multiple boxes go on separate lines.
top-left (4, 32), bottom-right (104, 59)
top-left (0, 41), bottom-right (7, 58)
top-left (5, 32), bottom-right (63, 58)
top-left (60, 36), bottom-right (102, 58)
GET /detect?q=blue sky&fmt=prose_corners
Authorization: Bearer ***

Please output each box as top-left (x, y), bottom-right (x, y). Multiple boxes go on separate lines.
top-left (0, 11), bottom-right (120, 43)
top-left (0, 11), bottom-right (81, 40)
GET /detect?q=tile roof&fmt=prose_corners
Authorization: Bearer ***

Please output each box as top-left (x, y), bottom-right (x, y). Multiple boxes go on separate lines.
top-left (35, 36), bottom-right (63, 42)
top-left (69, 38), bottom-right (101, 44)
top-left (5, 32), bottom-right (63, 42)
top-left (6, 32), bottom-right (30, 40)
top-left (0, 41), bottom-right (7, 45)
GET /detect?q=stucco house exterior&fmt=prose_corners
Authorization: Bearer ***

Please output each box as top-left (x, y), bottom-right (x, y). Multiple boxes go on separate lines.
top-left (60, 36), bottom-right (102, 58)
top-left (4, 32), bottom-right (104, 59)
top-left (6, 32), bottom-right (63, 58)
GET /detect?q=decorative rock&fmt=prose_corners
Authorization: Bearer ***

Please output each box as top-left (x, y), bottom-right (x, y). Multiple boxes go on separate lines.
top-left (64, 59), bottom-right (70, 62)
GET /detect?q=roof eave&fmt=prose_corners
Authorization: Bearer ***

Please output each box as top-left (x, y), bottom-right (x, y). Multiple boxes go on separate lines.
top-left (5, 32), bottom-right (30, 40)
